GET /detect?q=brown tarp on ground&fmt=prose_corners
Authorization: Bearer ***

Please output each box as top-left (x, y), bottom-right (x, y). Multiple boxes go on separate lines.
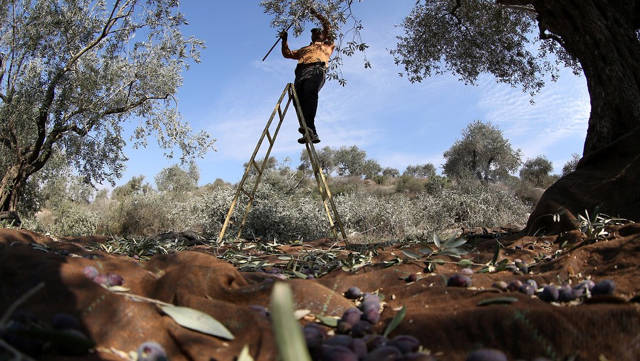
top-left (1, 226), bottom-right (640, 361)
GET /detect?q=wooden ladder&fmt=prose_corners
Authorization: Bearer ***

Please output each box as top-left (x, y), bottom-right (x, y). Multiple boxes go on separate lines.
top-left (217, 83), bottom-right (348, 245)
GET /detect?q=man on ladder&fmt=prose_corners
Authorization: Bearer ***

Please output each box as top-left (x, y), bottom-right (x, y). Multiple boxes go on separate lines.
top-left (279, 7), bottom-right (335, 145)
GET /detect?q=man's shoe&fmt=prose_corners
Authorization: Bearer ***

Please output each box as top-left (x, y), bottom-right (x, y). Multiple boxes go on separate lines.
top-left (297, 134), bottom-right (321, 144)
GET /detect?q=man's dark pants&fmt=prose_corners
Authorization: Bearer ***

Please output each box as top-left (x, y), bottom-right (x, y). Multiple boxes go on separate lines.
top-left (294, 62), bottom-right (326, 136)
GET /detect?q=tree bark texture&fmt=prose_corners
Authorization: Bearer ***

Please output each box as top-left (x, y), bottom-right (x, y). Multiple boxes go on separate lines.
top-left (523, 0), bottom-right (640, 231)
top-left (532, 0), bottom-right (640, 155)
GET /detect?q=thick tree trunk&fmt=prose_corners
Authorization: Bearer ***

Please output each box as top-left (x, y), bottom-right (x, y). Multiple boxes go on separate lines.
top-left (534, 0), bottom-right (640, 155)
top-left (0, 164), bottom-right (27, 212)
top-left (525, 0), bottom-right (640, 232)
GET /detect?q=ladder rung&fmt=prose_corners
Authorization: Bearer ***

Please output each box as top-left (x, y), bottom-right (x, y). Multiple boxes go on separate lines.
top-left (278, 105), bottom-right (284, 121)
top-left (240, 188), bottom-right (253, 199)
top-left (252, 160), bottom-right (262, 174)
top-left (266, 130), bottom-right (273, 145)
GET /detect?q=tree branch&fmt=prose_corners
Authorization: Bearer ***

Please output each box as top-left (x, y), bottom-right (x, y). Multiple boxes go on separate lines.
top-left (28, 0), bottom-right (133, 164)
top-left (538, 21), bottom-right (565, 46)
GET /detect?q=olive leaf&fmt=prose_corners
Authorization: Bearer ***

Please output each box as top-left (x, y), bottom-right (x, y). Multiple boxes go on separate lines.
top-left (238, 344), bottom-right (255, 361)
top-left (159, 305), bottom-right (234, 340)
top-left (383, 306), bottom-right (406, 337)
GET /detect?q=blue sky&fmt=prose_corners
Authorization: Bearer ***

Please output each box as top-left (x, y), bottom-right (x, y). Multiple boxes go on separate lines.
top-left (116, 0), bottom-right (590, 187)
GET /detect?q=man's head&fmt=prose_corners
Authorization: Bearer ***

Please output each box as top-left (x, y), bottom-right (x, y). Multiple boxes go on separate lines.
top-left (311, 28), bottom-right (325, 42)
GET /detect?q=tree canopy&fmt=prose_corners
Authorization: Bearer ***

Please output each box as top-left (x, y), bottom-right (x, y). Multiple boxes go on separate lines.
top-left (443, 120), bottom-right (521, 181)
top-left (519, 155), bottom-right (553, 187)
top-left (0, 0), bottom-right (214, 212)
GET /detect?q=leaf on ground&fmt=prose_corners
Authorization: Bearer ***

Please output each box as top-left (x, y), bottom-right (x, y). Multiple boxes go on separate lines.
top-left (238, 344), bottom-right (255, 361)
top-left (294, 309), bottom-right (311, 320)
top-left (316, 315), bottom-right (339, 327)
top-left (401, 250), bottom-right (420, 259)
top-left (458, 259), bottom-right (474, 267)
top-left (383, 305), bottom-right (406, 337)
top-left (159, 304), bottom-right (234, 340)
top-left (477, 297), bottom-right (519, 307)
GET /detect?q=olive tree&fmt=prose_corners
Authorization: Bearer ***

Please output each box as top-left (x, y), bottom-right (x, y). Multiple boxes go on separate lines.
top-left (155, 163), bottom-right (199, 194)
top-left (403, 163), bottom-right (436, 178)
top-left (334, 145), bottom-right (367, 176)
top-left (519, 155), bottom-right (553, 187)
top-left (561, 153), bottom-right (581, 176)
top-left (443, 120), bottom-right (521, 182)
top-left (392, 0), bottom-right (640, 157)
top-left (0, 0), bottom-right (214, 212)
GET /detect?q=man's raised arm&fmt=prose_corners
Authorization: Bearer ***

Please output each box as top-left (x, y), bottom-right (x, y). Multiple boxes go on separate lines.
top-left (310, 8), bottom-right (334, 44)
top-left (280, 31), bottom-right (299, 59)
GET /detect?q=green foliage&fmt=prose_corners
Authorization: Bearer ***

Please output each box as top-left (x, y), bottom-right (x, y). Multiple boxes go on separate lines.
top-left (391, 0), bottom-right (580, 95)
top-left (362, 159), bottom-right (382, 179)
top-left (299, 147), bottom-right (335, 175)
top-left (0, 0), bottom-right (213, 212)
top-left (443, 120), bottom-right (521, 182)
top-left (403, 163), bottom-right (436, 178)
top-left (562, 153), bottom-right (581, 176)
top-left (155, 163), bottom-right (199, 194)
top-left (260, 0), bottom-right (369, 86)
top-left (520, 156), bottom-right (553, 187)
top-left (112, 176), bottom-right (151, 201)
top-left (382, 167), bottom-right (400, 178)
top-left (334, 145), bottom-right (367, 176)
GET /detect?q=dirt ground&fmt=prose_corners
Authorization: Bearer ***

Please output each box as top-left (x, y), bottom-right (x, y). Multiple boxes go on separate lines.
top-left (1, 224), bottom-right (639, 361)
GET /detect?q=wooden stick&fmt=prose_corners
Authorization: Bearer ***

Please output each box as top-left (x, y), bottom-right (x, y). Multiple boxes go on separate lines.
top-left (262, 22), bottom-right (296, 62)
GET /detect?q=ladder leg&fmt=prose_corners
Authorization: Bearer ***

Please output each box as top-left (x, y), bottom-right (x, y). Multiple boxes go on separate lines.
top-left (289, 84), bottom-right (349, 244)
top-left (218, 85), bottom-right (292, 244)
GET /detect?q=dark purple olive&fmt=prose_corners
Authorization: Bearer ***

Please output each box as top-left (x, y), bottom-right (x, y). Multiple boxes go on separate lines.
top-left (321, 344), bottom-right (359, 361)
top-left (492, 281), bottom-right (508, 291)
top-left (592, 280), bottom-right (615, 295)
top-left (325, 335), bottom-right (354, 348)
top-left (362, 307), bottom-right (381, 324)
top-left (337, 321), bottom-right (353, 334)
top-left (447, 274), bottom-right (472, 287)
top-left (83, 266), bottom-right (99, 280)
top-left (507, 280), bottom-right (523, 292)
top-left (106, 273), bottom-right (124, 287)
top-left (93, 274), bottom-right (109, 286)
top-left (514, 259), bottom-right (528, 274)
top-left (304, 323), bottom-right (325, 350)
top-left (364, 335), bottom-right (388, 351)
top-left (574, 280), bottom-right (596, 292)
top-left (539, 285), bottom-right (559, 302)
top-left (351, 320), bottom-right (373, 338)
top-left (362, 345), bottom-right (403, 361)
top-left (571, 287), bottom-right (585, 298)
top-left (465, 349), bottom-right (507, 361)
top-left (558, 285), bottom-right (577, 302)
top-left (360, 295), bottom-right (381, 324)
top-left (2, 321), bottom-right (45, 356)
top-left (519, 284), bottom-right (536, 296)
top-left (525, 279), bottom-right (538, 289)
top-left (405, 274), bottom-right (418, 283)
top-left (350, 338), bottom-right (368, 358)
top-left (388, 335), bottom-right (420, 353)
top-left (345, 287), bottom-right (363, 299)
top-left (137, 341), bottom-right (168, 361)
top-left (362, 293), bottom-right (381, 306)
top-left (403, 353), bottom-right (437, 361)
top-left (51, 313), bottom-right (81, 331)
top-left (341, 307), bottom-right (363, 326)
